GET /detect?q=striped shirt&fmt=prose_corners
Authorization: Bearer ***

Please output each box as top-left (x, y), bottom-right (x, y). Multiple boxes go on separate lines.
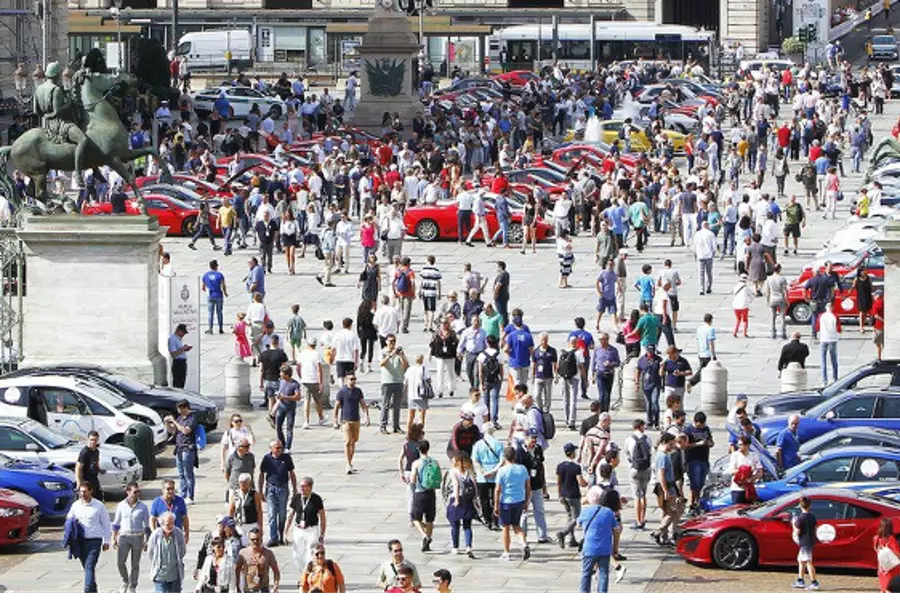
top-left (420, 265), bottom-right (442, 298)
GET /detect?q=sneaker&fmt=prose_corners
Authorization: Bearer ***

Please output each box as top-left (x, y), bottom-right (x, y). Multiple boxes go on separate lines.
top-left (499, 552), bottom-right (511, 561)
top-left (466, 549), bottom-right (475, 559)
top-left (792, 579), bottom-right (806, 589)
top-left (556, 531), bottom-right (566, 549)
top-left (807, 581), bottom-right (820, 591)
top-left (523, 545), bottom-right (531, 560)
top-left (184, 498), bottom-right (193, 506)
top-left (629, 522), bottom-right (644, 530)
top-left (614, 553), bottom-right (627, 561)
top-left (615, 565), bottom-right (627, 584)
top-left (450, 548), bottom-right (458, 555)
top-left (121, 584), bottom-right (130, 593)
top-left (567, 539), bottom-right (580, 548)
top-left (204, 329), bottom-right (213, 334)
top-left (319, 416), bottom-right (329, 426)
top-left (421, 537), bottom-right (429, 552)
top-left (346, 466), bottom-right (354, 474)
top-left (302, 421), bottom-right (311, 430)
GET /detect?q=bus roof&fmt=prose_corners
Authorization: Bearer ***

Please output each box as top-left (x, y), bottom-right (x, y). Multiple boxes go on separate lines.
top-left (492, 22), bottom-right (715, 43)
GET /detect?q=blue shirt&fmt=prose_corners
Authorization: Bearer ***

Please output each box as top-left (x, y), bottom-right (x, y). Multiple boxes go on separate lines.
top-left (532, 346), bottom-right (557, 380)
top-left (695, 324), bottom-right (716, 359)
top-left (591, 345), bottom-right (620, 375)
top-left (655, 450), bottom-right (675, 486)
top-left (506, 329), bottom-right (535, 368)
top-left (150, 495), bottom-right (188, 529)
top-left (496, 463), bottom-right (529, 504)
top-left (602, 206), bottom-right (626, 234)
top-left (471, 437), bottom-right (504, 483)
top-left (202, 270), bottom-right (225, 299)
top-left (634, 275), bottom-right (655, 303)
top-left (577, 505), bottom-right (616, 557)
top-left (167, 334), bottom-right (187, 362)
top-left (260, 452), bottom-right (295, 488)
top-left (776, 427), bottom-right (801, 469)
top-left (247, 264), bottom-right (265, 296)
top-left (814, 155), bottom-right (831, 175)
top-left (598, 270), bottom-right (617, 300)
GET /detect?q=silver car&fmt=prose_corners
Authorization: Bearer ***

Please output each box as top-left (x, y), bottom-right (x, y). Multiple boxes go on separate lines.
top-left (0, 417), bottom-right (142, 491)
top-left (872, 35), bottom-right (899, 60)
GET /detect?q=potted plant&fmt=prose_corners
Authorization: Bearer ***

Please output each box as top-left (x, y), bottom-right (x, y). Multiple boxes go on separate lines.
top-left (782, 36), bottom-right (805, 63)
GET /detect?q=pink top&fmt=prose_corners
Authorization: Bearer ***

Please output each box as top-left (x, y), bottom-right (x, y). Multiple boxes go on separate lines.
top-left (360, 222), bottom-right (377, 248)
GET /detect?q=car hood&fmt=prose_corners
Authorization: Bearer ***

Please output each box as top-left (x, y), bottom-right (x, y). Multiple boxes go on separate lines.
top-left (727, 424), bottom-right (780, 478)
top-left (682, 504), bottom-right (750, 528)
top-left (138, 386), bottom-right (217, 410)
top-left (96, 444), bottom-right (138, 462)
top-left (754, 390), bottom-right (824, 416)
top-left (0, 488), bottom-right (38, 508)
top-left (756, 415), bottom-right (791, 444)
top-left (0, 459), bottom-right (76, 482)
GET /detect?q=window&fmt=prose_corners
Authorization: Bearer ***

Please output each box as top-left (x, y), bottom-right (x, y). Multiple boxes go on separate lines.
top-left (808, 499), bottom-right (852, 520)
top-left (851, 372), bottom-right (893, 390)
top-left (852, 457), bottom-right (900, 482)
top-left (845, 504), bottom-right (879, 520)
top-left (832, 395), bottom-right (876, 419)
top-left (803, 457), bottom-right (854, 483)
top-left (880, 397), bottom-right (900, 418)
top-left (39, 388), bottom-right (87, 416)
top-left (0, 427), bottom-right (35, 452)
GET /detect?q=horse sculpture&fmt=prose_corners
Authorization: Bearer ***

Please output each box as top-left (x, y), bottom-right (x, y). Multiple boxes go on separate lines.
top-left (0, 66), bottom-right (161, 217)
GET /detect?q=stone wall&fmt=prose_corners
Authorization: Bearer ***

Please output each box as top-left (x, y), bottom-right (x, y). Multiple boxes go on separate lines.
top-left (719, 0), bottom-right (769, 55)
top-left (0, 1), bottom-right (68, 98)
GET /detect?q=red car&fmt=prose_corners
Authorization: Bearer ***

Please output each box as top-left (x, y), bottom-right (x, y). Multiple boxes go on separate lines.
top-left (404, 193), bottom-right (553, 243)
top-left (677, 488), bottom-right (900, 571)
top-left (492, 70), bottom-right (539, 88)
top-left (795, 251), bottom-right (883, 285)
top-left (0, 488), bottom-right (39, 546)
top-left (82, 194), bottom-right (221, 237)
top-left (786, 268), bottom-right (883, 323)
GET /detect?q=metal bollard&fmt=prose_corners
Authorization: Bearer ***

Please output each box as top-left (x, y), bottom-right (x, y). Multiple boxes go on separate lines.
top-left (224, 355), bottom-right (251, 408)
top-left (780, 362), bottom-right (809, 393)
top-left (700, 360), bottom-right (729, 416)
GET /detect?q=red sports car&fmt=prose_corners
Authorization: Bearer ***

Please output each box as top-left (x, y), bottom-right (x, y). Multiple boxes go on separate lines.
top-left (492, 70), bottom-right (539, 88)
top-left (786, 268), bottom-right (883, 323)
top-left (0, 488), bottom-right (39, 546)
top-left (677, 488), bottom-right (900, 571)
top-left (81, 194), bottom-right (221, 237)
top-left (404, 193), bottom-right (553, 243)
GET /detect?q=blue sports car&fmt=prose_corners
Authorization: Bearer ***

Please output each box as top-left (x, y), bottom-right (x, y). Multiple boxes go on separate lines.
top-left (0, 452), bottom-right (76, 519)
top-left (700, 443), bottom-right (900, 511)
top-left (758, 387), bottom-right (900, 446)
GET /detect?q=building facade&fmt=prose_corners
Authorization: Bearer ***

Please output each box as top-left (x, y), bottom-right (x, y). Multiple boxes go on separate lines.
top-left (0, 0), bottom-right (68, 97)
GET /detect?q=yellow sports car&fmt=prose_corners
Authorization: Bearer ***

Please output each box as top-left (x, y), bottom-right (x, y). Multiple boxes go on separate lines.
top-left (573, 120), bottom-right (685, 152)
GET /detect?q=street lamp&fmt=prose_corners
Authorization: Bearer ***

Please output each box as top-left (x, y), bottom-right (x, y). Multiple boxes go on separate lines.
top-left (31, 65), bottom-right (44, 89)
top-left (109, 2), bottom-right (122, 74)
top-left (62, 65), bottom-right (73, 91)
top-left (13, 63), bottom-right (27, 97)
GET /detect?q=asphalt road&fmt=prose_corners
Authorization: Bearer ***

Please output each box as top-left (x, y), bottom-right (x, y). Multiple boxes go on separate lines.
top-left (835, 9), bottom-right (900, 65)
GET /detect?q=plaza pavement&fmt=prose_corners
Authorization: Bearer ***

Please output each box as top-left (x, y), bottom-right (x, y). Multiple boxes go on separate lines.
top-left (0, 101), bottom-right (894, 594)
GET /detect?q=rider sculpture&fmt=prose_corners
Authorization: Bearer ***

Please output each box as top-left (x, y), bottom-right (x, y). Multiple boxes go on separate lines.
top-left (33, 62), bottom-right (88, 188)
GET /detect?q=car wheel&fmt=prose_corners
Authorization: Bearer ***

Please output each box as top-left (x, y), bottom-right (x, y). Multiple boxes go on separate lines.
top-left (508, 222), bottom-right (524, 244)
top-left (415, 219), bottom-right (439, 242)
top-left (789, 301), bottom-right (812, 324)
top-left (269, 104), bottom-right (283, 119)
top-left (182, 215), bottom-right (198, 236)
top-left (712, 529), bottom-right (757, 570)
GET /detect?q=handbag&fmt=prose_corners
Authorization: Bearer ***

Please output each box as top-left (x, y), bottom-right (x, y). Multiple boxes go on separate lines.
top-left (878, 545), bottom-right (900, 572)
top-left (615, 331), bottom-right (626, 345)
top-left (419, 366), bottom-right (435, 400)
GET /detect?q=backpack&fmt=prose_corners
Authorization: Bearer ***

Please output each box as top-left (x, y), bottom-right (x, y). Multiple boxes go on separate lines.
top-left (418, 367), bottom-right (435, 400)
top-left (481, 353), bottom-right (501, 385)
top-left (421, 457), bottom-right (442, 490)
top-left (395, 269), bottom-right (411, 294)
top-left (461, 475), bottom-right (477, 504)
top-left (541, 409), bottom-right (556, 440)
top-left (631, 434), bottom-right (652, 471)
top-left (558, 350), bottom-right (577, 379)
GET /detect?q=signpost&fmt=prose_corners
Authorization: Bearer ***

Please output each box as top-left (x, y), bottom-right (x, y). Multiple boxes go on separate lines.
top-left (159, 276), bottom-right (201, 393)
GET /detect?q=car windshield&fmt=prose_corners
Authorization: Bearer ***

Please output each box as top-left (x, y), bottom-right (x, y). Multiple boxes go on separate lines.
top-left (77, 380), bottom-right (131, 409)
top-left (874, 36), bottom-right (896, 44)
top-left (22, 420), bottom-right (73, 449)
top-left (817, 371), bottom-right (870, 402)
top-left (743, 495), bottom-right (787, 519)
top-left (105, 372), bottom-right (151, 393)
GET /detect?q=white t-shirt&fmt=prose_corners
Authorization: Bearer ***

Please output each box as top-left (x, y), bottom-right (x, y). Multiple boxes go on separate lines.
top-left (297, 348), bottom-right (321, 385)
top-left (460, 399), bottom-right (489, 425)
top-left (728, 450), bottom-right (762, 491)
top-left (333, 329), bottom-right (361, 362)
top-left (404, 365), bottom-right (429, 401)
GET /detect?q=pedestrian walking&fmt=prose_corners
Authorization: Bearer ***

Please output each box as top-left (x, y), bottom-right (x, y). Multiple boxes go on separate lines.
top-left (577, 486), bottom-right (619, 593)
top-left (75, 430), bottom-right (103, 500)
top-left (393, 257), bottom-right (416, 333)
top-left (273, 365), bottom-right (300, 451)
top-left (687, 313), bottom-right (716, 392)
top-left (147, 511), bottom-right (187, 593)
top-left (259, 439), bottom-right (297, 547)
top-left (555, 441), bottom-right (588, 548)
top-left (259, 334), bottom-right (289, 419)
top-left (494, 445), bottom-right (532, 561)
top-left (635, 345), bottom-right (662, 429)
top-left (202, 259), bottom-right (228, 335)
top-left (229, 473), bottom-right (263, 545)
top-left (792, 496), bottom-right (820, 590)
top-left (650, 433), bottom-right (683, 547)
top-left (66, 482), bottom-right (112, 593)
top-left (150, 479), bottom-right (191, 538)
top-left (446, 451), bottom-right (478, 557)
top-left (557, 336), bottom-right (583, 430)
top-left (430, 319), bottom-right (458, 399)
top-left (376, 540), bottom-right (421, 590)
top-left (379, 334), bottom-right (409, 435)
top-left (766, 264), bottom-right (789, 339)
top-left (285, 476), bottom-right (327, 578)
top-left (297, 338), bottom-right (326, 428)
top-left (234, 527), bottom-right (281, 592)
top-left (625, 419), bottom-right (653, 529)
top-left (164, 399), bottom-right (198, 504)
top-left (112, 482), bottom-right (149, 593)
top-left (683, 411), bottom-right (714, 511)
top-left (188, 201), bottom-right (221, 251)
top-left (818, 303), bottom-right (841, 385)
top-left (333, 373), bottom-right (371, 474)
top-left (410, 439), bottom-right (441, 552)
top-left (731, 274), bottom-right (753, 337)
top-left (591, 333), bottom-right (620, 413)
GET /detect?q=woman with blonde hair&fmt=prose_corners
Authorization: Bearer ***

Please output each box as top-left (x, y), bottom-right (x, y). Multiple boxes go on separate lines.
top-left (403, 354), bottom-right (432, 431)
top-left (220, 413), bottom-right (255, 471)
top-left (446, 451), bottom-right (478, 558)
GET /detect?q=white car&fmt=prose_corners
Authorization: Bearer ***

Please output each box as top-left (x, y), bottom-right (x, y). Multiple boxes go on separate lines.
top-left (818, 222), bottom-right (889, 257)
top-left (0, 417), bottom-right (142, 490)
top-left (192, 86), bottom-right (287, 120)
top-left (0, 375), bottom-right (168, 452)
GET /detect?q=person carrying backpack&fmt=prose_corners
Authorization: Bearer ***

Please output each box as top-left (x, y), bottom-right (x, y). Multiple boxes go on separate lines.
top-left (478, 335), bottom-right (504, 427)
top-left (557, 336), bottom-right (583, 431)
top-left (410, 440), bottom-right (442, 553)
top-left (624, 419), bottom-right (653, 530)
top-left (446, 452), bottom-right (478, 558)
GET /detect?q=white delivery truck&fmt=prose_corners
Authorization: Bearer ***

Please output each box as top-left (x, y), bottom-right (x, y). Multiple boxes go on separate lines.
top-left (175, 30), bottom-right (253, 72)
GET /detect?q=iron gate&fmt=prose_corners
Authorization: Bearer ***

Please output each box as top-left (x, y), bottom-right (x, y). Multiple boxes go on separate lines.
top-left (0, 229), bottom-right (24, 373)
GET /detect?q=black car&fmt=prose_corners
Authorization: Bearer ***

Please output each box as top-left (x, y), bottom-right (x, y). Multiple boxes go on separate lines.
top-left (797, 426), bottom-right (900, 461)
top-left (1, 365), bottom-right (220, 431)
top-left (753, 360), bottom-right (900, 418)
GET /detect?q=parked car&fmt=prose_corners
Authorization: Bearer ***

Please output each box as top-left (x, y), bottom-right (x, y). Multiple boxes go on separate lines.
top-left (871, 35), bottom-right (899, 60)
top-left (81, 194), bottom-right (222, 237)
top-left (193, 86), bottom-right (286, 120)
top-left (753, 360), bottom-right (900, 417)
top-left (0, 452), bottom-right (76, 519)
top-left (0, 417), bottom-right (142, 490)
top-left (785, 268), bottom-right (883, 324)
top-left (758, 387), bottom-right (900, 445)
top-left (679, 488), bottom-right (900, 570)
top-left (4, 365), bottom-right (221, 428)
top-left (0, 488), bottom-right (39, 546)
top-left (797, 427), bottom-right (900, 461)
top-left (701, 441), bottom-right (900, 511)
top-left (403, 194), bottom-right (554, 243)
top-left (0, 375), bottom-right (168, 452)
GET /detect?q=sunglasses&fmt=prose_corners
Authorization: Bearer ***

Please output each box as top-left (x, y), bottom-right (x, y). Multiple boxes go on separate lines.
top-left (315, 552), bottom-right (325, 557)
top-left (348, 378), bottom-right (357, 382)
top-left (233, 419), bottom-right (243, 423)
top-left (391, 548), bottom-right (403, 554)
top-left (396, 577), bottom-right (409, 582)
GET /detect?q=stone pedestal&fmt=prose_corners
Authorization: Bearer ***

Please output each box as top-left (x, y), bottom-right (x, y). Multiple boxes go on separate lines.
top-left (881, 221), bottom-right (900, 359)
top-left (224, 356), bottom-right (251, 408)
top-left (781, 362), bottom-right (809, 393)
top-left (349, 1), bottom-right (422, 134)
top-left (621, 361), bottom-right (643, 411)
top-left (18, 215), bottom-right (167, 384)
top-left (700, 360), bottom-right (728, 416)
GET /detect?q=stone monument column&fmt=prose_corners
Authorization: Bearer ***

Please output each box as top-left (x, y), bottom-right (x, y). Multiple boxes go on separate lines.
top-left (350, 0), bottom-right (422, 134)
top-left (17, 215), bottom-right (168, 384)
top-left (881, 220), bottom-right (900, 359)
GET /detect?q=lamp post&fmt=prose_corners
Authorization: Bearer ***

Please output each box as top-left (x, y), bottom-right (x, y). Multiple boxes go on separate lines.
top-left (109, 2), bottom-right (123, 74)
top-left (31, 65), bottom-right (44, 90)
top-left (13, 63), bottom-right (26, 98)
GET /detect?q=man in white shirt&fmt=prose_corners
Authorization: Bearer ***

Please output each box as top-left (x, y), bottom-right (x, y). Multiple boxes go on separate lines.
top-left (333, 317), bottom-right (361, 379)
top-left (464, 188), bottom-right (491, 247)
top-left (693, 221), bottom-right (717, 295)
top-left (403, 168), bottom-right (420, 205)
top-left (298, 338), bottom-right (325, 427)
top-left (818, 304), bottom-right (840, 386)
top-left (456, 185), bottom-right (474, 243)
top-left (373, 295), bottom-right (402, 345)
top-left (67, 481), bottom-right (113, 592)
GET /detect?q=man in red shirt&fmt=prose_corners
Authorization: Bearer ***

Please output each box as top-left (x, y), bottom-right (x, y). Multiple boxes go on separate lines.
top-left (385, 164), bottom-right (401, 188)
top-left (781, 68), bottom-right (793, 102)
top-left (490, 169), bottom-right (508, 194)
top-left (777, 122), bottom-right (791, 151)
top-left (808, 139), bottom-right (823, 163)
top-left (377, 143), bottom-right (393, 167)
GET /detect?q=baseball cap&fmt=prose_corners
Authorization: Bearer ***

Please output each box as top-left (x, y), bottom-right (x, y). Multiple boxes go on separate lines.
top-left (527, 427), bottom-right (540, 437)
top-left (563, 442), bottom-right (577, 455)
top-left (736, 393), bottom-right (748, 401)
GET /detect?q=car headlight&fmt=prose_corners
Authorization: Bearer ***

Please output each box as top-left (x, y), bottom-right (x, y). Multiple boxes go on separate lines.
top-left (0, 507), bottom-right (25, 517)
top-left (111, 457), bottom-right (126, 470)
top-left (680, 528), bottom-right (716, 538)
top-left (39, 481), bottom-right (69, 491)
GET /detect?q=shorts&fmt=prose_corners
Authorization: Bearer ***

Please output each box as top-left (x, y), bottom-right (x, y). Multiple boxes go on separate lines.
top-left (797, 546), bottom-right (814, 562)
top-left (342, 421), bottom-right (360, 444)
top-left (411, 490), bottom-right (437, 523)
top-left (302, 383), bottom-right (321, 404)
top-left (336, 361), bottom-right (356, 379)
top-left (290, 337), bottom-right (303, 349)
top-left (687, 460), bottom-right (710, 493)
top-left (629, 468), bottom-right (651, 499)
top-left (597, 297), bottom-right (617, 314)
top-left (875, 330), bottom-right (884, 346)
top-left (422, 296), bottom-right (437, 312)
top-left (499, 501), bottom-right (525, 527)
top-left (409, 397), bottom-right (429, 411)
top-left (784, 223), bottom-right (801, 239)
top-left (668, 295), bottom-right (680, 312)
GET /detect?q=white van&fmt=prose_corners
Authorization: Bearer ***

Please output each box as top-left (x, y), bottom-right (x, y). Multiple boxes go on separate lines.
top-left (0, 375), bottom-right (169, 453)
top-left (176, 30), bottom-right (253, 72)
top-left (738, 58), bottom-right (795, 80)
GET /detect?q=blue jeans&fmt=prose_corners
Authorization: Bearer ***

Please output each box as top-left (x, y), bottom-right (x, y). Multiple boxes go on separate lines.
top-left (491, 218), bottom-right (509, 245)
top-left (644, 387), bottom-right (660, 429)
top-left (820, 341), bottom-right (838, 384)
top-left (175, 448), bottom-right (196, 501)
top-left (265, 484), bottom-right (289, 545)
top-left (223, 226), bottom-right (233, 254)
top-left (153, 579), bottom-right (182, 593)
top-left (457, 209), bottom-right (473, 240)
top-left (449, 518), bottom-right (473, 549)
top-left (687, 460), bottom-right (709, 493)
top-left (580, 554), bottom-right (611, 593)
top-left (275, 402), bottom-right (296, 451)
top-left (208, 297), bottom-right (224, 331)
top-left (495, 298), bottom-right (509, 327)
top-left (596, 372), bottom-right (615, 413)
top-left (80, 537), bottom-right (103, 592)
top-left (520, 491), bottom-right (548, 540)
top-left (811, 308), bottom-right (824, 339)
top-left (484, 382), bottom-right (501, 422)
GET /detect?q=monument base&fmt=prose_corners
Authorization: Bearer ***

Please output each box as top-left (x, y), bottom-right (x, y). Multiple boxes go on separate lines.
top-left (17, 215), bottom-right (168, 385)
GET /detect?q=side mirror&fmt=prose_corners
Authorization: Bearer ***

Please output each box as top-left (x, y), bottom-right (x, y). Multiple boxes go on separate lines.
top-left (825, 410), bottom-right (836, 421)
top-left (792, 472), bottom-right (810, 487)
top-left (774, 512), bottom-right (793, 523)
top-left (24, 443), bottom-right (40, 452)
